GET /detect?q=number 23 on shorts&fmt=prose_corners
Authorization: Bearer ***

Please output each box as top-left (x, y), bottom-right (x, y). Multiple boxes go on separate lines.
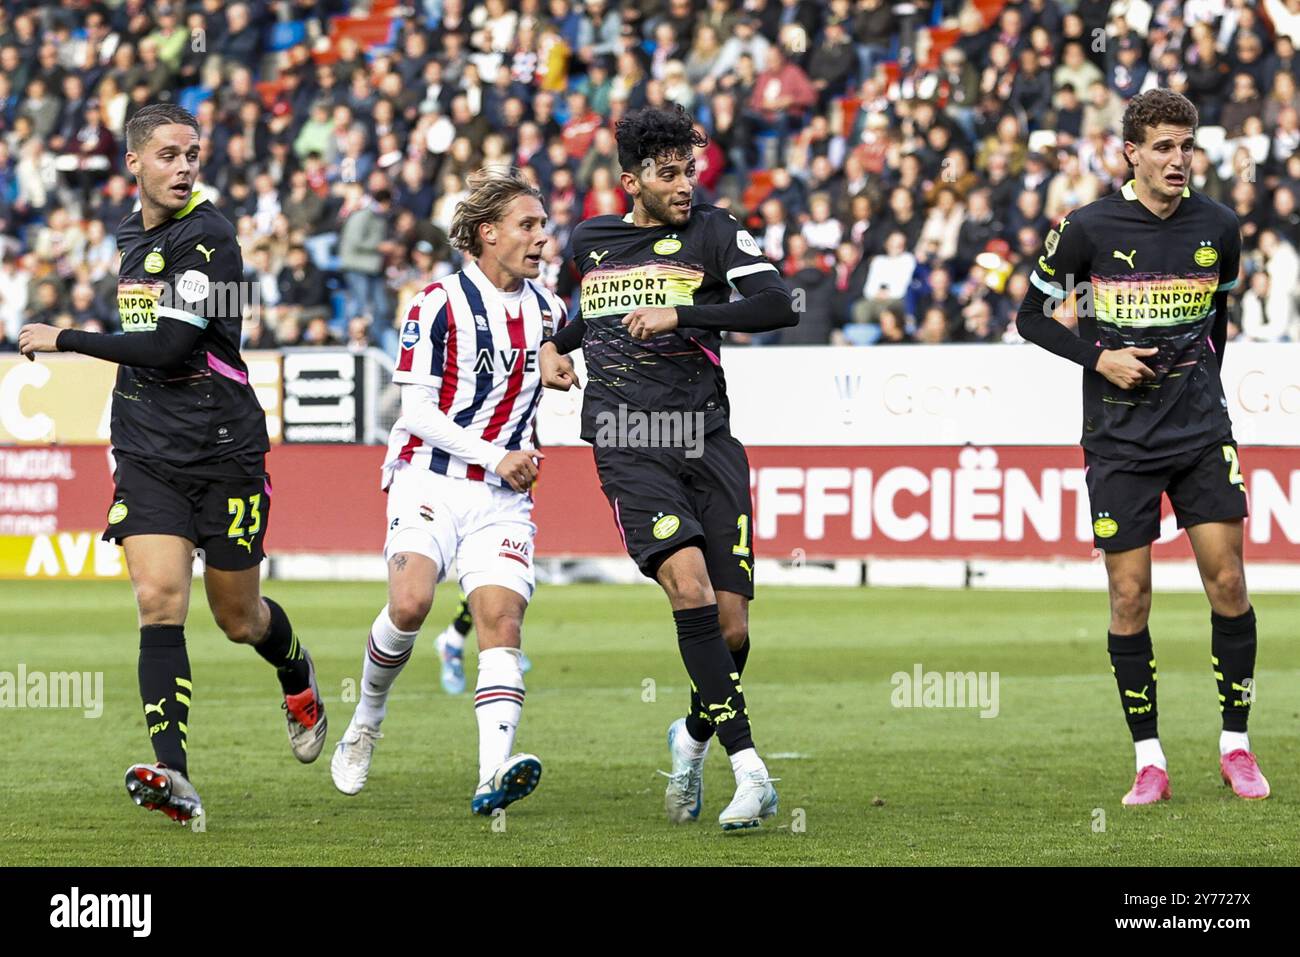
top-left (1223, 445), bottom-right (1245, 489)
top-left (227, 493), bottom-right (263, 550)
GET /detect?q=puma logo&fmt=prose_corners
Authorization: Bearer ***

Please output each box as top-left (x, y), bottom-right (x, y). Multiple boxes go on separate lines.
top-left (1123, 685), bottom-right (1150, 702)
top-left (587, 249), bottom-right (610, 267)
top-left (739, 559), bottom-right (753, 582)
top-left (144, 697), bottom-right (166, 718)
top-left (237, 537), bottom-right (254, 553)
top-left (196, 243), bottom-right (215, 262)
top-left (1113, 248), bottom-right (1136, 268)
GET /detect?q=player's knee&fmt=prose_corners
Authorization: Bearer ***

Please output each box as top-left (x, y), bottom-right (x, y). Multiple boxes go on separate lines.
top-left (1209, 565), bottom-right (1248, 609)
top-left (134, 581), bottom-right (187, 623)
top-left (214, 606), bottom-right (263, 644)
top-left (658, 565), bottom-right (714, 607)
top-left (1109, 579), bottom-right (1151, 629)
top-left (720, 620), bottom-right (748, 651)
top-left (388, 593), bottom-right (432, 632)
top-left (478, 611), bottom-right (522, 647)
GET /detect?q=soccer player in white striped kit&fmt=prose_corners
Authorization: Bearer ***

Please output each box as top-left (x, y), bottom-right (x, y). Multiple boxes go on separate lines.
top-left (331, 168), bottom-right (566, 814)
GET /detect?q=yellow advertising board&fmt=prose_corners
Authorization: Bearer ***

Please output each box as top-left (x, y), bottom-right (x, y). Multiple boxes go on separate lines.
top-left (0, 533), bottom-right (130, 580)
top-left (0, 352), bottom-right (283, 445)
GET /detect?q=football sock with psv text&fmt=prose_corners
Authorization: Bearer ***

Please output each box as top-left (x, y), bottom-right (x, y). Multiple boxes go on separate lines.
top-left (686, 637), bottom-right (750, 744)
top-left (1109, 626), bottom-right (1159, 751)
top-left (1212, 606), bottom-right (1257, 736)
top-left (138, 625), bottom-right (192, 776)
top-left (255, 597), bottom-right (310, 695)
top-left (674, 605), bottom-right (754, 756)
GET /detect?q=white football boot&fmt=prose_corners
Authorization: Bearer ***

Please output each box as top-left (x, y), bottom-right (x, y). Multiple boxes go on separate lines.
top-left (718, 769), bottom-right (779, 832)
top-left (659, 718), bottom-right (707, 823)
top-left (330, 719), bottom-right (383, 795)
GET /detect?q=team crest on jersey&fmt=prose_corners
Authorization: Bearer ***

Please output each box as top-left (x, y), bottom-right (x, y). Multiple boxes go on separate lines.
top-left (107, 501), bottom-right (128, 525)
top-left (475, 314), bottom-right (489, 332)
top-left (144, 250), bottom-right (166, 274)
top-left (1194, 242), bottom-right (1218, 267)
top-left (1043, 229), bottom-right (1060, 257)
top-left (400, 318), bottom-right (420, 350)
top-left (1093, 514), bottom-right (1119, 538)
top-left (419, 504), bottom-right (435, 522)
top-left (654, 236), bottom-right (682, 255)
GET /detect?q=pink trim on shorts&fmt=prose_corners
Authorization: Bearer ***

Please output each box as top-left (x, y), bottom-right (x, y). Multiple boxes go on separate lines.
top-left (689, 337), bottom-right (721, 366)
top-left (613, 497), bottom-right (629, 551)
top-left (207, 351), bottom-right (249, 384)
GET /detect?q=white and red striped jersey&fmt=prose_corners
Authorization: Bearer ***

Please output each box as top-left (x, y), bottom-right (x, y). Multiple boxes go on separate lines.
top-left (383, 260), bottom-right (568, 488)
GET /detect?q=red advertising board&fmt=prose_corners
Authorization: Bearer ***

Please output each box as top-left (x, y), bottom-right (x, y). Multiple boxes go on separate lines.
top-left (2, 445), bottom-right (1296, 578)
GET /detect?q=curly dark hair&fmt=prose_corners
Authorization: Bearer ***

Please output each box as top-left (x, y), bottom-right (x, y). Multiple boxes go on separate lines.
top-left (614, 103), bottom-right (708, 173)
top-left (1121, 89), bottom-right (1199, 147)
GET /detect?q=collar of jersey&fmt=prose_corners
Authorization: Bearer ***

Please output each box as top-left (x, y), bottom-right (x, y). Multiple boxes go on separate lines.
top-left (621, 211), bottom-right (675, 228)
top-left (1122, 179), bottom-right (1191, 201)
top-left (464, 259), bottom-right (529, 300)
top-left (172, 190), bottom-right (205, 220)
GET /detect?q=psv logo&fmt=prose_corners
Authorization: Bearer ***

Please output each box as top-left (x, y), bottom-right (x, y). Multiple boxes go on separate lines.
top-left (474, 349), bottom-right (538, 374)
top-left (498, 537), bottom-right (531, 567)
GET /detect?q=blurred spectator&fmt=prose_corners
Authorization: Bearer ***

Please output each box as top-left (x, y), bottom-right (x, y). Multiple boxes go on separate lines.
top-left (339, 188), bottom-right (393, 326)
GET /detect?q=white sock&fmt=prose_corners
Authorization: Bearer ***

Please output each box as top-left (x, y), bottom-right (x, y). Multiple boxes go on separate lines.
top-left (354, 606), bottom-right (419, 728)
top-left (474, 646), bottom-right (525, 784)
top-left (1219, 730), bottom-right (1250, 755)
top-left (729, 747), bottom-right (767, 781)
top-left (677, 727), bottom-right (709, 760)
top-left (440, 623), bottom-right (466, 653)
top-left (1135, 737), bottom-right (1167, 772)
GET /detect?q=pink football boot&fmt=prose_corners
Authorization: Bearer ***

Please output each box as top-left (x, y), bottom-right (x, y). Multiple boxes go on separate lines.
top-left (1220, 749), bottom-right (1270, 799)
top-left (1122, 765), bottom-right (1171, 805)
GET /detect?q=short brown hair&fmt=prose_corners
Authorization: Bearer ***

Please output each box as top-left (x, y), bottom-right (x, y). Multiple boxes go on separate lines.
top-left (125, 102), bottom-right (199, 153)
top-left (1122, 89), bottom-right (1199, 147)
top-left (448, 166), bottom-right (545, 257)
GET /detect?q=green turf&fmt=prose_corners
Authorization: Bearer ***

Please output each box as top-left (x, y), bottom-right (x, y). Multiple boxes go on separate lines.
top-left (2, 581), bottom-right (1298, 865)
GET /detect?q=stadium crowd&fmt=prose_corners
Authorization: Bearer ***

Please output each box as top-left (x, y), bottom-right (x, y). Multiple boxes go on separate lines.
top-left (0, 0), bottom-right (1298, 354)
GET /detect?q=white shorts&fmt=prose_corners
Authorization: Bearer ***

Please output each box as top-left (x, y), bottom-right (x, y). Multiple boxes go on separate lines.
top-left (383, 465), bottom-right (536, 602)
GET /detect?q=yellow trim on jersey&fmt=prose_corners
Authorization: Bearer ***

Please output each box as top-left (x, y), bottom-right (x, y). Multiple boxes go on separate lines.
top-left (1121, 179), bottom-right (1191, 200)
top-left (172, 190), bottom-right (205, 220)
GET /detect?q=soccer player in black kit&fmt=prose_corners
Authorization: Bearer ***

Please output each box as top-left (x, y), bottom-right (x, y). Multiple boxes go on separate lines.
top-left (1016, 90), bottom-right (1267, 805)
top-left (19, 104), bottom-right (326, 824)
top-left (539, 105), bottom-right (797, 830)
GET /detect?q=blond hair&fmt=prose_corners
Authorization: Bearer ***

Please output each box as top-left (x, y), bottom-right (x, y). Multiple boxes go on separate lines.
top-left (448, 166), bottom-right (544, 257)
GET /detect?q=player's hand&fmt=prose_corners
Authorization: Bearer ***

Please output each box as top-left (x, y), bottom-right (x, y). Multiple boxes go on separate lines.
top-left (18, 323), bottom-right (62, 361)
top-left (622, 306), bottom-right (678, 341)
top-left (1096, 347), bottom-right (1158, 390)
top-left (539, 342), bottom-right (580, 391)
top-left (494, 450), bottom-right (544, 493)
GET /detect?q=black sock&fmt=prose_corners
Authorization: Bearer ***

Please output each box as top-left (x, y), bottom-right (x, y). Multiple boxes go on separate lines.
top-left (1212, 606), bottom-right (1257, 733)
top-left (674, 606), bottom-right (753, 755)
top-left (686, 637), bottom-right (751, 743)
top-left (255, 598), bottom-right (309, 695)
top-left (1108, 627), bottom-right (1158, 742)
top-left (452, 598), bottom-right (473, 637)
top-left (138, 625), bottom-right (191, 776)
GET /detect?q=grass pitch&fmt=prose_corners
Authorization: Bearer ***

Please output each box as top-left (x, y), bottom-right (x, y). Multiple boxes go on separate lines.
top-left (2, 581), bottom-right (1298, 866)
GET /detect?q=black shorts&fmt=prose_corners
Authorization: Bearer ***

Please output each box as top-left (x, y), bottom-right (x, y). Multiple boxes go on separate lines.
top-left (103, 452), bottom-right (272, 571)
top-left (1085, 439), bottom-right (1249, 552)
top-left (594, 426), bottom-right (755, 598)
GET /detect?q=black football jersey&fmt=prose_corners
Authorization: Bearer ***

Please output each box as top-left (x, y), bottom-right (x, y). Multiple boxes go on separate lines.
top-left (567, 203), bottom-right (778, 441)
top-left (113, 193), bottom-right (268, 465)
top-left (1030, 181), bottom-right (1242, 460)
